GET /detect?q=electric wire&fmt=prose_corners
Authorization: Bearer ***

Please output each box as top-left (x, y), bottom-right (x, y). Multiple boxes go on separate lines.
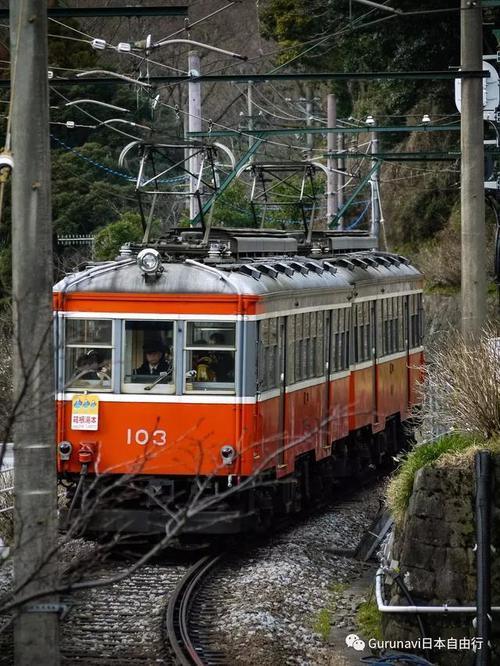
top-left (155, 2), bottom-right (237, 43)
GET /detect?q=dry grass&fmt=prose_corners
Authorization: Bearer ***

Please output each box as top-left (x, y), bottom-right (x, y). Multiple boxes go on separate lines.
top-left (434, 435), bottom-right (500, 469)
top-left (418, 324), bottom-right (500, 440)
top-left (387, 326), bottom-right (500, 522)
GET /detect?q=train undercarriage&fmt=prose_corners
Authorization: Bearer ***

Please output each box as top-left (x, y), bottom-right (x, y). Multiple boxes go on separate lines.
top-left (60, 415), bottom-right (414, 537)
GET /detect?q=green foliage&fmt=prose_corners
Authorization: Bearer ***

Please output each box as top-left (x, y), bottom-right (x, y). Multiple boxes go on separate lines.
top-left (356, 599), bottom-right (383, 642)
top-left (312, 608), bottom-right (331, 641)
top-left (51, 142), bottom-right (136, 235)
top-left (94, 212), bottom-right (144, 261)
top-left (179, 175), bottom-right (324, 230)
top-left (210, 181), bottom-right (255, 227)
top-left (386, 433), bottom-right (484, 523)
top-left (260, 0), bottom-right (462, 115)
top-left (48, 19), bottom-right (97, 71)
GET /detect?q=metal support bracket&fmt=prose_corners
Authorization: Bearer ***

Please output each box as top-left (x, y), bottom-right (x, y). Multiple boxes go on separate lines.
top-left (26, 603), bottom-right (69, 618)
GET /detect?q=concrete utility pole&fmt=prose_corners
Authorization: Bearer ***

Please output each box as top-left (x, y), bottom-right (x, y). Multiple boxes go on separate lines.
top-left (370, 131), bottom-right (381, 247)
top-left (247, 80), bottom-right (254, 152)
top-left (188, 51), bottom-right (202, 222)
top-left (461, 0), bottom-right (486, 337)
top-left (337, 133), bottom-right (345, 230)
top-left (326, 94), bottom-right (338, 226)
top-left (9, 0), bottom-right (59, 664)
top-left (305, 84), bottom-right (314, 158)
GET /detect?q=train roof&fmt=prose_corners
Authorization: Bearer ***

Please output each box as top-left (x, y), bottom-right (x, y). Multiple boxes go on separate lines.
top-left (54, 229), bottom-right (423, 298)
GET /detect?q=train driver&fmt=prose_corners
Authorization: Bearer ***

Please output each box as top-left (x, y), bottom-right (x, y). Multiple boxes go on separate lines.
top-left (135, 341), bottom-right (172, 376)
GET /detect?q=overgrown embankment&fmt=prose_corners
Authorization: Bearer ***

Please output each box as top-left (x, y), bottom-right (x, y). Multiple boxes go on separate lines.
top-left (383, 436), bottom-right (500, 665)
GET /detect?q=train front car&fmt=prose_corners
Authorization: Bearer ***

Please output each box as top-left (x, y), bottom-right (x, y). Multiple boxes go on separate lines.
top-left (54, 231), bottom-right (424, 536)
top-left (54, 251), bottom-right (266, 535)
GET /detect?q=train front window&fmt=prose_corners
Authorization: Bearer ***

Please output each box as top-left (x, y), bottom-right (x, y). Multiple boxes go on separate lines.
top-left (64, 319), bottom-right (113, 391)
top-left (122, 321), bottom-right (175, 393)
top-left (185, 322), bottom-right (236, 393)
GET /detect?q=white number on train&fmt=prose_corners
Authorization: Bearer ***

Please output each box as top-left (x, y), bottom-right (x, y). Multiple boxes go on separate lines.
top-left (126, 428), bottom-right (167, 446)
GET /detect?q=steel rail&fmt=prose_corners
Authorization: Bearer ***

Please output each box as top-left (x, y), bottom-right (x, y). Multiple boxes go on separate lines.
top-left (166, 554), bottom-right (221, 665)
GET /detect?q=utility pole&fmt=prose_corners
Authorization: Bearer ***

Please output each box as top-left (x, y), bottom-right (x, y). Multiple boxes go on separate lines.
top-left (337, 133), bottom-right (345, 230)
top-left (370, 130), bottom-right (381, 247)
top-left (247, 81), bottom-right (254, 152)
top-left (461, 0), bottom-right (486, 337)
top-left (188, 51), bottom-right (202, 222)
top-left (326, 94), bottom-right (338, 227)
top-left (9, 1), bottom-right (59, 664)
top-left (305, 84), bottom-right (314, 158)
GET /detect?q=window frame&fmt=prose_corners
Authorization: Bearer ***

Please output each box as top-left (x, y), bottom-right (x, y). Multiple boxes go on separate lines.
top-left (63, 316), bottom-right (115, 393)
top-left (121, 319), bottom-right (176, 395)
top-left (183, 321), bottom-right (237, 394)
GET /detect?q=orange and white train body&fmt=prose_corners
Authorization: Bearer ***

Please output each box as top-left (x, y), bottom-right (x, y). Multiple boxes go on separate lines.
top-left (54, 247), bottom-right (424, 534)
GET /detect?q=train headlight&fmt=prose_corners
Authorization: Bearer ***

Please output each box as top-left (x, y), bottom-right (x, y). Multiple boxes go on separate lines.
top-left (221, 445), bottom-right (236, 466)
top-left (58, 441), bottom-right (73, 461)
top-left (137, 248), bottom-right (162, 275)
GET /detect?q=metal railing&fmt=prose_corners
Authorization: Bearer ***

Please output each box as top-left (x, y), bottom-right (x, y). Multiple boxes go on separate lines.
top-left (0, 467), bottom-right (14, 515)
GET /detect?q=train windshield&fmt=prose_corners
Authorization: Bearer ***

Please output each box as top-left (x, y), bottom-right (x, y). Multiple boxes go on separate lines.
top-left (185, 322), bottom-right (236, 393)
top-left (64, 319), bottom-right (113, 391)
top-left (122, 320), bottom-right (175, 393)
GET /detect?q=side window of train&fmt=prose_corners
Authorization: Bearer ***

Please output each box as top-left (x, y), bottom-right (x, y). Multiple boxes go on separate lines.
top-left (303, 312), bottom-right (311, 378)
top-left (410, 295), bottom-right (416, 348)
top-left (398, 296), bottom-right (405, 352)
top-left (122, 320), bottom-right (175, 393)
top-left (376, 300), bottom-right (383, 357)
top-left (315, 311), bottom-right (324, 377)
top-left (356, 302), bottom-right (371, 363)
top-left (409, 294), bottom-right (423, 348)
top-left (257, 318), bottom-right (279, 392)
top-left (418, 293), bottom-right (424, 345)
top-left (352, 304), bottom-right (358, 364)
top-left (331, 308), bottom-right (339, 372)
top-left (257, 318), bottom-right (269, 391)
top-left (184, 322), bottom-right (236, 393)
top-left (295, 314), bottom-right (303, 382)
top-left (64, 318), bottom-right (113, 391)
top-left (382, 297), bottom-right (400, 356)
top-left (332, 307), bottom-right (349, 372)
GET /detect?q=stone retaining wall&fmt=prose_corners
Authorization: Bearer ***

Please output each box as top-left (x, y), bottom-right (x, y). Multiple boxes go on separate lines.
top-left (383, 458), bottom-right (500, 665)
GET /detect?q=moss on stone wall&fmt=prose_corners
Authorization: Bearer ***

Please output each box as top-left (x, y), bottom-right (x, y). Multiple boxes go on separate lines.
top-left (383, 451), bottom-right (500, 665)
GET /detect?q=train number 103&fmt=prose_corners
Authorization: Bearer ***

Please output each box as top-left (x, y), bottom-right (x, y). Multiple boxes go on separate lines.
top-left (126, 428), bottom-right (167, 447)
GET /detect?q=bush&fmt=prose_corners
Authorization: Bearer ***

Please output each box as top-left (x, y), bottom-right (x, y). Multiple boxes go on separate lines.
top-left (418, 326), bottom-right (500, 439)
top-left (93, 212), bottom-right (144, 261)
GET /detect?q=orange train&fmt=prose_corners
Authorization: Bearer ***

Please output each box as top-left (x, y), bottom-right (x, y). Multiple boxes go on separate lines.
top-left (54, 229), bottom-right (424, 534)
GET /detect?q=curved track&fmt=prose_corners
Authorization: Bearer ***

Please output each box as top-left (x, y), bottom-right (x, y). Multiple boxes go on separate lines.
top-left (165, 554), bottom-right (225, 665)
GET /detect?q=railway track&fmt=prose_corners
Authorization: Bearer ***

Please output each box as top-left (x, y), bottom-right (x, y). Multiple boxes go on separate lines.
top-left (165, 553), bottom-right (227, 666)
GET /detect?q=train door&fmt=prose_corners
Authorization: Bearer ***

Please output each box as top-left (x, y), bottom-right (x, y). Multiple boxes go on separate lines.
top-left (323, 310), bottom-right (332, 448)
top-left (404, 295), bottom-right (411, 410)
top-left (371, 300), bottom-right (379, 425)
top-left (277, 317), bottom-right (287, 466)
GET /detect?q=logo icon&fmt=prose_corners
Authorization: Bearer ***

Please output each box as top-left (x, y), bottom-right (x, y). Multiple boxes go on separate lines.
top-left (345, 634), bottom-right (366, 651)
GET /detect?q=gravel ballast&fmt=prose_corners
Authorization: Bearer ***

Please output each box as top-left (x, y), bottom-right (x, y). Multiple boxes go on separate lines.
top-left (0, 485), bottom-right (382, 665)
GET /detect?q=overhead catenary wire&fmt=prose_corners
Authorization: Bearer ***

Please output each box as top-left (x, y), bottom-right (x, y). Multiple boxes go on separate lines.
top-left (155, 2), bottom-right (237, 43)
top-left (35, 2), bottom-right (463, 230)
